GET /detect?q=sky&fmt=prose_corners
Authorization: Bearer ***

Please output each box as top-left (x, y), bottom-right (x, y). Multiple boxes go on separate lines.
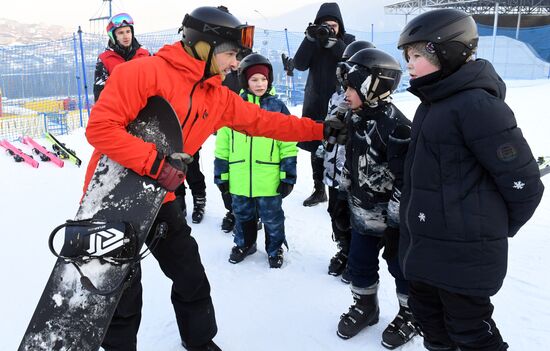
top-left (1, 0), bottom-right (323, 33)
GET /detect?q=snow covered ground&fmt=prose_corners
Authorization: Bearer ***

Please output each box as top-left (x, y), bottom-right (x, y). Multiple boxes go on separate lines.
top-left (1, 80), bottom-right (549, 350)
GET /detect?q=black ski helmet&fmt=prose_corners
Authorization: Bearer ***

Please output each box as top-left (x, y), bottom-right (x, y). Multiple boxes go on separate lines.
top-left (397, 8), bottom-right (478, 75)
top-left (341, 40), bottom-right (376, 61)
top-left (237, 53), bottom-right (273, 90)
top-left (180, 6), bottom-right (254, 51)
top-left (338, 48), bottom-right (402, 105)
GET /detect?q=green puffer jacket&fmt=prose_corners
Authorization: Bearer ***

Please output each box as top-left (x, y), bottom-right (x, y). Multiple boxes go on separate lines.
top-left (214, 92), bottom-right (298, 197)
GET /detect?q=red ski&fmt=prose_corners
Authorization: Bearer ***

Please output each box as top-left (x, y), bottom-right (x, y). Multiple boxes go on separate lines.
top-left (0, 139), bottom-right (39, 168)
top-left (22, 136), bottom-right (64, 167)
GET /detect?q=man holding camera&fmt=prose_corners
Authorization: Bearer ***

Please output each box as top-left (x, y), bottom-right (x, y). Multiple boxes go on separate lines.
top-left (283, 2), bottom-right (355, 206)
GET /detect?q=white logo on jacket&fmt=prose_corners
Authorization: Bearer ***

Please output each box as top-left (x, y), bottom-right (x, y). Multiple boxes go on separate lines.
top-left (418, 212), bottom-right (426, 222)
top-left (513, 181), bottom-right (525, 190)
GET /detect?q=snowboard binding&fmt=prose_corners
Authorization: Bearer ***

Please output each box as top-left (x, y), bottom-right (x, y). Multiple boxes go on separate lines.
top-left (48, 218), bottom-right (167, 295)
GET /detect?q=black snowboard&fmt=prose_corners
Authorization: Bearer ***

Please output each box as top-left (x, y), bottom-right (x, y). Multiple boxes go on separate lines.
top-left (19, 96), bottom-right (182, 351)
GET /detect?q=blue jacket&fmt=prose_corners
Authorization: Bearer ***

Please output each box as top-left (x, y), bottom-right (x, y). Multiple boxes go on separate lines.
top-left (399, 60), bottom-right (544, 296)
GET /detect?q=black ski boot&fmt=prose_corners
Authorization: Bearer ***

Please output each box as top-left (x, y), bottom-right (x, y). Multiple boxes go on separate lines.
top-left (381, 295), bottom-right (418, 349)
top-left (191, 195), bottom-right (206, 223)
top-left (337, 284), bottom-right (380, 339)
top-left (303, 180), bottom-right (327, 207)
top-left (221, 211), bottom-right (235, 232)
top-left (228, 243), bottom-right (257, 264)
top-left (182, 339), bottom-right (221, 351)
top-left (328, 246), bottom-right (348, 276)
top-left (268, 248), bottom-right (284, 268)
top-left (340, 266), bottom-right (351, 284)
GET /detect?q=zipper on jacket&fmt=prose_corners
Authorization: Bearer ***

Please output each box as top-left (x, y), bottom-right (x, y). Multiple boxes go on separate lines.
top-left (256, 160), bottom-right (279, 165)
top-left (270, 140), bottom-right (275, 161)
top-left (231, 129), bottom-right (235, 153)
top-left (249, 137), bottom-right (253, 197)
top-left (181, 79), bottom-right (203, 141)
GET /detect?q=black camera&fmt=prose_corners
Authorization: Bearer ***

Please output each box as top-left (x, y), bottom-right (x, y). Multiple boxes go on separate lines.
top-left (306, 23), bottom-right (333, 41)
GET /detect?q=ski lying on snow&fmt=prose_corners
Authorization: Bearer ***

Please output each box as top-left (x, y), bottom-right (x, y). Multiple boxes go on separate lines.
top-left (21, 136), bottom-right (64, 168)
top-left (0, 139), bottom-right (39, 168)
top-left (45, 132), bottom-right (82, 167)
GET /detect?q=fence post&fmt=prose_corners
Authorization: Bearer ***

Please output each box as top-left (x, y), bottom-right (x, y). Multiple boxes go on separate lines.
top-left (73, 33), bottom-right (84, 128)
top-left (284, 28), bottom-right (296, 105)
top-left (78, 26), bottom-right (92, 119)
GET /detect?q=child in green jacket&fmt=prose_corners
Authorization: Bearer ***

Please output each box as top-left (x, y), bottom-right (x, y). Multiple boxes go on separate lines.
top-left (214, 54), bottom-right (297, 268)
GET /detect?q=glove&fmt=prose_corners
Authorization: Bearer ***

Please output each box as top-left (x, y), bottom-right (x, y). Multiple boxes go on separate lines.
top-left (378, 226), bottom-right (400, 260)
top-left (332, 198), bottom-right (350, 232)
top-left (217, 182), bottom-right (229, 195)
top-left (277, 182), bottom-right (294, 199)
top-left (323, 114), bottom-right (348, 145)
top-left (156, 152), bottom-right (193, 192)
top-left (305, 23), bottom-right (317, 42)
top-left (324, 37), bottom-right (338, 48)
top-left (281, 53), bottom-right (295, 76)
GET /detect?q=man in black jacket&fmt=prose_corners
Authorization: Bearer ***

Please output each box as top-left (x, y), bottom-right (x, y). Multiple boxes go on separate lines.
top-left (397, 9), bottom-right (544, 351)
top-left (287, 2), bottom-right (355, 206)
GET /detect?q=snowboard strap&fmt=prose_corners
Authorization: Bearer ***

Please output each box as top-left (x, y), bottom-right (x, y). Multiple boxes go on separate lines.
top-left (49, 218), bottom-right (140, 264)
top-left (48, 218), bottom-right (169, 296)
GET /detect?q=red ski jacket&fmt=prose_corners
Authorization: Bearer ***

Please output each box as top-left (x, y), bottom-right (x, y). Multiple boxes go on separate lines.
top-left (85, 42), bottom-right (323, 203)
top-left (98, 47), bottom-right (150, 75)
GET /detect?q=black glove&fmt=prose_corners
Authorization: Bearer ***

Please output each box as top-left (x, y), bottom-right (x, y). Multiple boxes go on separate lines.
top-left (217, 182), bottom-right (229, 195)
top-left (281, 53), bottom-right (294, 76)
top-left (305, 23), bottom-right (317, 42)
top-left (277, 182), bottom-right (294, 198)
top-left (157, 152), bottom-right (193, 192)
top-left (378, 226), bottom-right (400, 260)
top-left (332, 199), bottom-right (350, 232)
top-left (324, 115), bottom-right (348, 145)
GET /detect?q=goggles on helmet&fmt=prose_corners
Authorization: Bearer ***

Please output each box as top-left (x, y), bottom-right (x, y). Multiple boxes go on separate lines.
top-left (106, 13), bottom-right (134, 34)
top-left (181, 14), bottom-right (255, 50)
top-left (336, 62), bottom-right (370, 90)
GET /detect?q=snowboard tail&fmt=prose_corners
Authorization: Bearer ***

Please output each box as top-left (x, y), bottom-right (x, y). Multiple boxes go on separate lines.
top-left (19, 96), bottom-right (183, 351)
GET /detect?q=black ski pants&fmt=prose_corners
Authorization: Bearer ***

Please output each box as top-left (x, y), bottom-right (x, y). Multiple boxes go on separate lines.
top-left (327, 186), bottom-right (351, 251)
top-left (175, 149), bottom-right (206, 202)
top-left (409, 281), bottom-right (508, 351)
top-left (101, 200), bottom-right (217, 351)
top-left (311, 151), bottom-right (325, 183)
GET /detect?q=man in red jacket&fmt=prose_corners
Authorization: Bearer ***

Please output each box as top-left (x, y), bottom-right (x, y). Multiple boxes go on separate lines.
top-left (86, 6), bottom-right (324, 351)
top-left (93, 12), bottom-right (150, 102)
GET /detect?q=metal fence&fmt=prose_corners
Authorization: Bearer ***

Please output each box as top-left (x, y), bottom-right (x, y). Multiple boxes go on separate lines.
top-left (1, 26), bottom-right (549, 141)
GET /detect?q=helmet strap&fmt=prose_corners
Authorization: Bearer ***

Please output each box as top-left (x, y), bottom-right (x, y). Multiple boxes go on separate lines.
top-left (203, 45), bottom-right (215, 78)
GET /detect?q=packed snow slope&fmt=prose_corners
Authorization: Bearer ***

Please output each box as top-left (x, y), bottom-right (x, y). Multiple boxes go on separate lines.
top-left (1, 80), bottom-right (549, 350)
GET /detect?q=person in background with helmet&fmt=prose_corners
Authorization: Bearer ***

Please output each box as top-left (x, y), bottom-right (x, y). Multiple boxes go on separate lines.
top-left (93, 13), bottom-right (149, 101)
top-left (332, 48), bottom-right (417, 349)
top-left (286, 2), bottom-right (355, 207)
top-left (397, 8), bottom-right (544, 351)
top-left (86, 5), bottom-right (325, 351)
top-left (320, 40), bottom-right (375, 283)
top-left (214, 53), bottom-right (297, 268)
top-left (175, 150), bottom-right (207, 224)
